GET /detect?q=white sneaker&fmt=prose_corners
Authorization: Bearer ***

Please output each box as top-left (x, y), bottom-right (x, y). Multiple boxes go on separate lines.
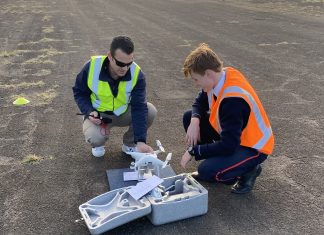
top-left (122, 144), bottom-right (138, 154)
top-left (91, 146), bottom-right (105, 158)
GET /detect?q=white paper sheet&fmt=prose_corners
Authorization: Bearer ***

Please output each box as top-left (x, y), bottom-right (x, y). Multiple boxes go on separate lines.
top-left (127, 175), bottom-right (164, 200)
top-left (123, 172), bottom-right (138, 181)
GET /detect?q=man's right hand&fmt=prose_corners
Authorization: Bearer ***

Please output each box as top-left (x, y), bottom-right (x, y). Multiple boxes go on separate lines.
top-left (185, 117), bottom-right (201, 146)
top-left (136, 142), bottom-right (154, 153)
top-left (88, 111), bottom-right (102, 125)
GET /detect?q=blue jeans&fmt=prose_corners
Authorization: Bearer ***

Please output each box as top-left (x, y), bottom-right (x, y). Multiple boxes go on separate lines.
top-left (183, 110), bottom-right (267, 183)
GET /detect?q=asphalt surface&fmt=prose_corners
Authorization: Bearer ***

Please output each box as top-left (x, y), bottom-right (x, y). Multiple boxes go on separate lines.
top-left (0, 0), bottom-right (323, 234)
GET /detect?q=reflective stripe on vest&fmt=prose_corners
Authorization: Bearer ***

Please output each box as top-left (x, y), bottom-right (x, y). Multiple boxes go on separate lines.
top-left (217, 86), bottom-right (273, 150)
top-left (209, 67), bottom-right (274, 155)
top-left (207, 91), bottom-right (213, 110)
top-left (87, 56), bottom-right (140, 116)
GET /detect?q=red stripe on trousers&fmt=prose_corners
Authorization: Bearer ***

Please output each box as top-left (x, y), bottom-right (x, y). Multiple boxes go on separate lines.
top-left (215, 152), bottom-right (260, 182)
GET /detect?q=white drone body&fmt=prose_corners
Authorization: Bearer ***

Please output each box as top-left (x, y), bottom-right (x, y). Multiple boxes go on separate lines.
top-left (126, 140), bottom-right (172, 180)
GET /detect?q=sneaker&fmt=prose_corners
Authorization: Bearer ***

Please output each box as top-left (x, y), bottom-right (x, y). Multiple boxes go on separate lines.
top-left (91, 146), bottom-right (105, 158)
top-left (122, 144), bottom-right (138, 154)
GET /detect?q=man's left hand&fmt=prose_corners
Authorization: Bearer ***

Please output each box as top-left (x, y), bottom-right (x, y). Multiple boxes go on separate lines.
top-left (180, 151), bottom-right (193, 169)
top-left (136, 142), bottom-right (154, 153)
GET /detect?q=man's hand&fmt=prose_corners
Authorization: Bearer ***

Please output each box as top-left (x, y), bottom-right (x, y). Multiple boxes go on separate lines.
top-left (136, 142), bottom-right (154, 153)
top-left (185, 117), bottom-right (200, 146)
top-left (180, 151), bottom-right (193, 169)
top-left (88, 111), bottom-right (102, 125)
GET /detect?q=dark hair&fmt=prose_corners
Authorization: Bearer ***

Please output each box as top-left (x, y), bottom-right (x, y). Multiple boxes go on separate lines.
top-left (110, 36), bottom-right (134, 56)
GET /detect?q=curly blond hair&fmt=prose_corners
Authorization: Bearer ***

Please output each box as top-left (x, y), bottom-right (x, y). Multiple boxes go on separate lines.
top-left (183, 43), bottom-right (223, 77)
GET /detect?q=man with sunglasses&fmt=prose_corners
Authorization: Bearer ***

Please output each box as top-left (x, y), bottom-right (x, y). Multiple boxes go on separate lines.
top-left (73, 36), bottom-right (157, 157)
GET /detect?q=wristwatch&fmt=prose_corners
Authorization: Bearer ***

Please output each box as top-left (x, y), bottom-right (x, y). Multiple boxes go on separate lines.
top-left (187, 146), bottom-right (195, 159)
top-left (191, 113), bottom-right (201, 119)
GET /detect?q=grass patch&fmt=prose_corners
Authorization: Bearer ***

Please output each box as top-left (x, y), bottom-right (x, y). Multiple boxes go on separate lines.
top-left (0, 49), bottom-right (31, 57)
top-left (23, 55), bottom-right (55, 65)
top-left (42, 26), bottom-right (54, 33)
top-left (35, 88), bottom-right (58, 105)
top-left (42, 15), bottom-right (52, 22)
top-left (18, 37), bottom-right (65, 46)
top-left (40, 47), bottom-right (65, 56)
top-left (0, 81), bottom-right (45, 89)
top-left (21, 47), bottom-right (76, 65)
top-left (21, 154), bottom-right (43, 164)
top-left (2, 59), bottom-right (12, 65)
top-left (11, 88), bottom-right (58, 106)
top-left (32, 69), bottom-right (52, 76)
top-left (21, 154), bottom-right (54, 164)
top-left (1, 5), bottom-right (24, 14)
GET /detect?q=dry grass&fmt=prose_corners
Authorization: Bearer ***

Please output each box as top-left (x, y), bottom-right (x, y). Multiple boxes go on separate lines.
top-left (21, 47), bottom-right (76, 65)
top-left (0, 4), bottom-right (24, 14)
top-left (0, 50), bottom-right (31, 57)
top-left (0, 80), bottom-right (45, 89)
top-left (23, 55), bottom-right (55, 65)
top-left (224, 0), bottom-right (324, 16)
top-left (42, 15), bottom-right (52, 22)
top-left (2, 59), bottom-right (12, 65)
top-left (18, 37), bottom-right (65, 46)
top-left (40, 47), bottom-right (65, 56)
top-left (32, 69), bottom-right (52, 76)
top-left (21, 154), bottom-right (54, 164)
top-left (11, 88), bottom-right (58, 106)
top-left (42, 26), bottom-right (54, 33)
top-left (35, 88), bottom-right (58, 105)
top-left (21, 154), bottom-right (43, 164)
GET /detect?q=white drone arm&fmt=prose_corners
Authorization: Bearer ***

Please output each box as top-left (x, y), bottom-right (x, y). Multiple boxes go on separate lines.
top-left (162, 153), bottom-right (172, 168)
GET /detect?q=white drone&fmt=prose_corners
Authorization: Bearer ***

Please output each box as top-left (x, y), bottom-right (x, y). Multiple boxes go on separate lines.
top-left (125, 140), bottom-right (172, 180)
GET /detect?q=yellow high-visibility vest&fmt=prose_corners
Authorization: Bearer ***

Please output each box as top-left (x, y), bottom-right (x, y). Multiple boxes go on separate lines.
top-left (87, 55), bottom-right (140, 116)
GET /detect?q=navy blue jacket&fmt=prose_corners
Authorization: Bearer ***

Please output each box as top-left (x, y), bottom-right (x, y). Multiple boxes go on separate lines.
top-left (72, 57), bottom-right (148, 143)
top-left (192, 90), bottom-right (251, 160)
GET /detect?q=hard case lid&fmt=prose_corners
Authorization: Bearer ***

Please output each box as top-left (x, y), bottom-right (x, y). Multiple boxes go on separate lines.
top-left (79, 186), bottom-right (151, 235)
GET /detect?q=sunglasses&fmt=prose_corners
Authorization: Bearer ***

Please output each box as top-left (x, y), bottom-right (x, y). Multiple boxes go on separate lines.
top-left (112, 56), bottom-right (133, 67)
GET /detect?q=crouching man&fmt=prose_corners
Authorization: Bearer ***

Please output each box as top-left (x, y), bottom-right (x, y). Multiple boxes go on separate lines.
top-left (180, 43), bottom-right (274, 194)
top-left (73, 36), bottom-right (157, 157)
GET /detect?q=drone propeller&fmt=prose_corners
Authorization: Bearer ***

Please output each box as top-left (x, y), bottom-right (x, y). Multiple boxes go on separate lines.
top-left (154, 140), bottom-right (165, 155)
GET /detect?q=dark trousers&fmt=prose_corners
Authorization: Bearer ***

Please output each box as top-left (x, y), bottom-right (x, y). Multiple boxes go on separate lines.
top-left (183, 110), bottom-right (267, 183)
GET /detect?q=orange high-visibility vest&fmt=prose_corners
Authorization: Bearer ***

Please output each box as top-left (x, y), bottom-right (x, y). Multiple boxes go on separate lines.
top-left (209, 67), bottom-right (274, 155)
